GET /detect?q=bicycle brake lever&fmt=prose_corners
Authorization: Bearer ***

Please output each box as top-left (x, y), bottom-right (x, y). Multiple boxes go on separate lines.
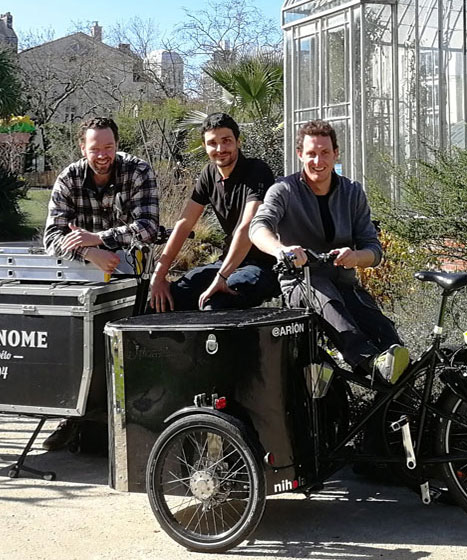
top-left (272, 251), bottom-right (297, 275)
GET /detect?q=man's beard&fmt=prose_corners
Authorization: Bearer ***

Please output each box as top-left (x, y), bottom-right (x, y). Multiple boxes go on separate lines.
top-left (91, 160), bottom-right (114, 175)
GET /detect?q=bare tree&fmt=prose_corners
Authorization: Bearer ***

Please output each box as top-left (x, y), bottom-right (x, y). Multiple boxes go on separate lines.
top-left (107, 16), bottom-right (160, 59)
top-left (170, 0), bottom-right (282, 99)
top-left (107, 17), bottom-right (184, 99)
top-left (17, 27), bottom-right (56, 51)
top-left (175, 0), bottom-right (282, 60)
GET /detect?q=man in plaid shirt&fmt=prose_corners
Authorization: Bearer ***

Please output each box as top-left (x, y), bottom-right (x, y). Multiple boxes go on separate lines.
top-left (42, 117), bottom-right (159, 451)
top-left (44, 117), bottom-right (159, 273)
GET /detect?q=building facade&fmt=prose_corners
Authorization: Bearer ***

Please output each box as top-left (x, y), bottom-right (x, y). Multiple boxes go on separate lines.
top-left (0, 12), bottom-right (17, 51)
top-left (18, 21), bottom-right (184, 124)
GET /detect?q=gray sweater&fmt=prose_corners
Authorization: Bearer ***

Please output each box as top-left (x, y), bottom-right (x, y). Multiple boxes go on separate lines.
top-left (250, 171), bottom-right (382, 287)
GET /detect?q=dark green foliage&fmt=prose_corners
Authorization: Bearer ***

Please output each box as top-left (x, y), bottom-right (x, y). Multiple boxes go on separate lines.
top-left (241, 120), bottom-right (284, 178)
top-left (0, 168), bottom-right (29, 239)
top-left (204, 54), bottom-right (283, 121)
top-left (367, 148), bottom-right (467, 265)
top-left (42, 122), bottom-right (81, 171)
top-left (0, 48), bottom-right (24, 118)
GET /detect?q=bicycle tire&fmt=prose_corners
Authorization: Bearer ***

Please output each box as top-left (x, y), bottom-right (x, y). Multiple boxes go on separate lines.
top-left (435, 388), bottom-right (467, 512)
top-left (146, 413), bottom-right (266, 553)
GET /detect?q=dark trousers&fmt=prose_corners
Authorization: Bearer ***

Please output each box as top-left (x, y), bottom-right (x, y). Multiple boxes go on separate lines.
top-left (286, 268), bottom-right (402, 367)
top-left (171, 260), bottom-right (280, 311)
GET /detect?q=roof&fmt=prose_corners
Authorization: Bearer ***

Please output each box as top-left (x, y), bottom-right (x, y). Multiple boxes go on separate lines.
top-left (19, 31), bottom-right (137, 61)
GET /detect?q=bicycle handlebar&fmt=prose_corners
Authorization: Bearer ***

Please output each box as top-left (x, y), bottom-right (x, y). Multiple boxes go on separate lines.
top-left (273, 249), bottom-right (336, 275)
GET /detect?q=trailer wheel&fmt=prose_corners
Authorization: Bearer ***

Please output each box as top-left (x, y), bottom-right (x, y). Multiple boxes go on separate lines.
top-left (146, 414), bottom-right (266, 553)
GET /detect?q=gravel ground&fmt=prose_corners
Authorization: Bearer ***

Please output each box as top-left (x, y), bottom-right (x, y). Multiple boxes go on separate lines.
top-left (1, 414), bottom-right (467, 560)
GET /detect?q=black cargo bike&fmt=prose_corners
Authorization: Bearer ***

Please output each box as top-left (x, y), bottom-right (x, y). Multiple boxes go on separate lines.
top-left (104, 248), bottom-right (467, 553)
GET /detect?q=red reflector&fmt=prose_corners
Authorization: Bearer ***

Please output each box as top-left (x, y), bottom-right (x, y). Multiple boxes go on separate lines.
top-left (214, 397), bottom-right (227, 410)
top-left (264, 452), bottom-right (275, 466)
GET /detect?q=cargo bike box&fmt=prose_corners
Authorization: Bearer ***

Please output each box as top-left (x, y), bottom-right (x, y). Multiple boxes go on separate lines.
top-left (104, 308), bottom-right (311, 493)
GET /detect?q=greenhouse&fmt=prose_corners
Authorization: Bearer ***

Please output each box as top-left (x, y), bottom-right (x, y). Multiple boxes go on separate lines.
top-left (282, 0), bottom-right (467, 196)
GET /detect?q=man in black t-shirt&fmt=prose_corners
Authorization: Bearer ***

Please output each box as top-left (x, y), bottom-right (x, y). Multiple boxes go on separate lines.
top-left (150, 112), bottom-right (279, 311)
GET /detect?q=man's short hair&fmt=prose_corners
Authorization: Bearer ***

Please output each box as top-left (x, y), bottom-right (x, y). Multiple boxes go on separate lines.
top-left (296, 120), bottom-right (338, 152)
top-left (77, 117), bottom-right (119, 144)
top-left (201, 112), bottom-right (240, 141)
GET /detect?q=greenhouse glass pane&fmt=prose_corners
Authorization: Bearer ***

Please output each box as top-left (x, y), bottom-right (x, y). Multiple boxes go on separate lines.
top-left (283, 0), bottom-right (355, 25)
top-left (325, 104), bottom-right (349, 118)
top-left (324, 21), bottom-right (349, 106)
top-left (444, 0), bottom-right (466, 148)
top-left (363, 4), bottom-right (394, 191)
top-left (296, 109), bottom-right (321, 122)
top-left (296, 33), bottom-right (320, 110)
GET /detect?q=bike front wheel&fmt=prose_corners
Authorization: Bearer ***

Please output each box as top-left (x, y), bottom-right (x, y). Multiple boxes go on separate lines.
top-left (146, 413), bottom-right (266, 553)
top-left (435, 389), bottom-right (467, 512)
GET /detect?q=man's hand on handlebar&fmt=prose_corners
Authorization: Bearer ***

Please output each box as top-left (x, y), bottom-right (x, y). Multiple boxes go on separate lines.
top-left (85, 247), bottom-right (120, 273)
top-left (150, 273), bottom-right (174, 312)
top-left (275, 246), bottom-right (308, 268)
top-left (330, 247), bottom-right (358, 269)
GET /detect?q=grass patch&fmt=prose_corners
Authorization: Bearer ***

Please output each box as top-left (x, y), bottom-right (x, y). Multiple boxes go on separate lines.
top-left (19, 188), bottom-right (50, 238)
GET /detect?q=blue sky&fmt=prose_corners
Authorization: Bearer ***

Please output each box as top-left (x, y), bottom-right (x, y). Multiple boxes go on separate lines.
top-left (10, 1), bottom-right (284, 44)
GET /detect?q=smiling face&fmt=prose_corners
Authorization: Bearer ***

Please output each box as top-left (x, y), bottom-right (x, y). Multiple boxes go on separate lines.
top-left (203, 127), bottom-right (240, 178)
top-left (297, 134), bottom-right (339, 194)
top-left (80, 127), bottom-right (117, 182)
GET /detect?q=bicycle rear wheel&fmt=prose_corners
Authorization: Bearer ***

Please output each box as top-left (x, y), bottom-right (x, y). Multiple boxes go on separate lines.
top-left (146, 414), bottom-right (266, 553)
top-left (435, 389), bottom-right (467, 512)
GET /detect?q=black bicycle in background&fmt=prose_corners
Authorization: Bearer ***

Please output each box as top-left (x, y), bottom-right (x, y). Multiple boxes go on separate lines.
top-left (144, 250), bottom-right (467, 553)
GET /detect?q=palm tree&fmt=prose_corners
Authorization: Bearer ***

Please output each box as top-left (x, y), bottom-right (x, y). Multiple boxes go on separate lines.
top-left (0, 48), bottom-right (23, 118)
top-left (203, 52), bottom-right (283, 122)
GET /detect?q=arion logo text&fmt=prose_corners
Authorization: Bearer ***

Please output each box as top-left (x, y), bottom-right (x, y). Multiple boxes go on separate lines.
top-left (271, 322), bottom-right (305, 337)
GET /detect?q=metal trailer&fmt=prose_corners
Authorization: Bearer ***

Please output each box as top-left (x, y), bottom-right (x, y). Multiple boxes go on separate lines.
top-left (0, 244), bottom-right (137, 478)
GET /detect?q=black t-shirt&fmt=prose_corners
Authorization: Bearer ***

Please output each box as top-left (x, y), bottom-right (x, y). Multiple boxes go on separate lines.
top-left (191, 151), bottom-right (275, 264)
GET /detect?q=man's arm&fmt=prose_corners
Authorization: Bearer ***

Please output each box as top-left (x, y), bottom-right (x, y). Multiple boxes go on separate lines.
top-left (250, 225), bottom-right (308, 267)
top-left (331, 182), bottom-right (382, 270)
top-left (150, 199), bottom-right (204, 312)
top-left (249, 181), bottom-right (309, 264)
top-left (43, 174), bottom-right (89, 262)
top-left (198, 200), bottom-right (260, 309)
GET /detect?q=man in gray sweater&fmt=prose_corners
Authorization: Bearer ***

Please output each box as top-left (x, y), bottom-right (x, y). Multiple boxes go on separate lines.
top-left (250, 120), bottom-right (409, 385)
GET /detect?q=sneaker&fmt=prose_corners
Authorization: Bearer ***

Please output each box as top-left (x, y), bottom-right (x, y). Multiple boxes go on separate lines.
top-left (373, 344), bottom-right (410, 385)
top-left (42, 419), bottom-right (78, 451)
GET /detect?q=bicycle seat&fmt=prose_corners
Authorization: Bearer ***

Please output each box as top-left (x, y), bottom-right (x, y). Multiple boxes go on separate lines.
top-left (414, 270), bottom-right (467, 292)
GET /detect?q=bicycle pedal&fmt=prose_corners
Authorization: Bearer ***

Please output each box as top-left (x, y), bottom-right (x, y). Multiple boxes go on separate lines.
top-left (428, 486), bottom-right (443, 502)
top-left (420, 481), bottom-right (431, 505)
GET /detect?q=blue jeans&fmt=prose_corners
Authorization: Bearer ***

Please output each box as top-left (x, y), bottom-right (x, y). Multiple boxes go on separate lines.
top-left (170, 260), bottom-right (280, 311)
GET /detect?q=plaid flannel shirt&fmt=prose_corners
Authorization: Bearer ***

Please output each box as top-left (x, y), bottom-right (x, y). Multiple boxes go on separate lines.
top-left (44, 152), bottom-right (159, 262)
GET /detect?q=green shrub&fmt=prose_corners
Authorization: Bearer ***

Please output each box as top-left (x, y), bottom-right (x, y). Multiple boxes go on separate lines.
top-left (0, 168), bottom-right (30, 239)
top-left (357, 229), bottom-right (438, 310)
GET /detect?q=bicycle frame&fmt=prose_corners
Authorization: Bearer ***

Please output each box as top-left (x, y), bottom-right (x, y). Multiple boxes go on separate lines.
top-left (299, 266), bottom-right (467, 487)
